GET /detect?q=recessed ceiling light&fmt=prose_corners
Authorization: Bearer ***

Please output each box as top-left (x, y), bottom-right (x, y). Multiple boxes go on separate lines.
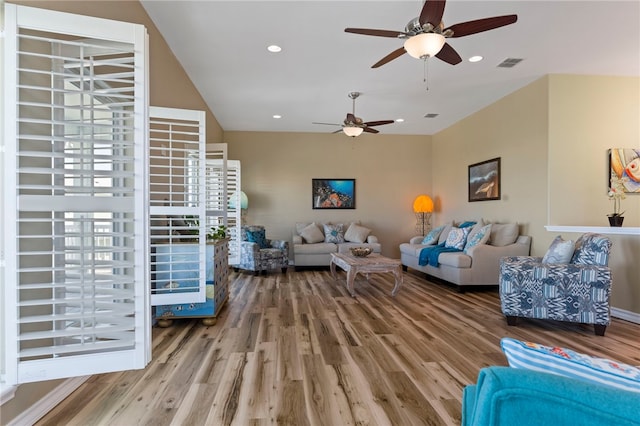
top-left (272, 114), bottom-right (282, 119)
top-left (267, 45), bottom-right (282, 53)
top-left (469, 55), bottom-right (483, 63)
top-left (395, 118), bottom-right (404, 123)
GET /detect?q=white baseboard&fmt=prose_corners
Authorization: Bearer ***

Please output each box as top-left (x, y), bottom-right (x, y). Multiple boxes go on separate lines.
top-left (611, 307), bottom-right (640, 324)
top-left (1, 384), bottom-right (17, 405)
top-left (7, 376), bottom-right (89, 426)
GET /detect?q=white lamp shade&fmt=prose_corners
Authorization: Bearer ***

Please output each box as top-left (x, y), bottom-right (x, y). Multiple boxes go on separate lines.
top-left (403, 33), bottom-right (446, 59)
top-left (229, 190), bottom-right (248, 210)
top-left (343, 126), bottom-right (364, 137)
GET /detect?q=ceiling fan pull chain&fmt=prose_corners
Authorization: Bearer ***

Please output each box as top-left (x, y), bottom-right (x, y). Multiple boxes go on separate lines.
top-left (423, 58), bottom-right (429, 91)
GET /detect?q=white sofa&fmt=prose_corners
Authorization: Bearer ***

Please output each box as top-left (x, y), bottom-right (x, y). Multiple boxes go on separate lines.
top-left (293, 221), bottom-right (381, 269)
top-left (399, 221), bottom-right (531, 291)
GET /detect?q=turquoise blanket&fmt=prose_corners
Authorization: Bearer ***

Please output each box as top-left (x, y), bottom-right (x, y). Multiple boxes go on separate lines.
top-left (418, 243), bottom-right (462, 267)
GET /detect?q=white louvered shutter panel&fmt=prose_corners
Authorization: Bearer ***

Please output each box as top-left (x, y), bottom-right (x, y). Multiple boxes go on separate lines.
top-left (224, 160), bottom-right (241, 266)
top-left (204, 146), bottom-right (231, 260)
top-left (149, 107), bottom-right (208, 306)
top-left (2, 4), bottom-right (150, 385)
top-left (208, 159), bottom-right (241, 265)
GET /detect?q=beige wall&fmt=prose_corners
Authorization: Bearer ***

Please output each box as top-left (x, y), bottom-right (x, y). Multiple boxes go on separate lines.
top-left (225, 131), bottom-right (432, 258)
top-left (431, 77), bottom-right (550, 255)
top-left (547, 74), bottom-right (640, 313)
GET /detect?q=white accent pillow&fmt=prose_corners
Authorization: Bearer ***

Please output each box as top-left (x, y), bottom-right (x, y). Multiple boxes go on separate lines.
top-left (444, 226), bottom-right (471, 250)
top-left (323, 223), bottom-right (345, 243)
top-left (344, 223), bottom-right (371, 243)
top-left (542, 235), bottom-right (575, 264)
top-left (299, 223), bottom-right (324, 244)
top-left (489, 223), bottom-right (519, 246)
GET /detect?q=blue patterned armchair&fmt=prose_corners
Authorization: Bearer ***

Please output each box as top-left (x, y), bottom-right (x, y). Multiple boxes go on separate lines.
top-left (499, 233), bottom-right (612, 336)
top-left (236, 225), bottom-right (289, 275)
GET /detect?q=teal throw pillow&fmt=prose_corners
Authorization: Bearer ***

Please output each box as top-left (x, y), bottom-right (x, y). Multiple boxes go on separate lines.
top-left (247, 229), bottom-right (269, 249)
top-left (421, 225), bottom-right (444, 245)
top-left (464, 224), bottom-right (492, 253)
top-left (458, 221), bottom-right (477, 228)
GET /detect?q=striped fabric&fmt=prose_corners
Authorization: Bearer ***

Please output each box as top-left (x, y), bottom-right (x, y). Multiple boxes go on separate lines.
top-left (501, 338), bottom-right (640, 393)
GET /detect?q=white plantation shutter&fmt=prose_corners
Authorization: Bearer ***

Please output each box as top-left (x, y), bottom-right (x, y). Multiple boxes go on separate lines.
top-left (204, 145), bottom-right (231, 256)
top-left (149, 107), bottom-right (208, 306)
top-left (2, 5), bottom-right (149, 385)
top-left (210, 158), bottom-right (241, 266)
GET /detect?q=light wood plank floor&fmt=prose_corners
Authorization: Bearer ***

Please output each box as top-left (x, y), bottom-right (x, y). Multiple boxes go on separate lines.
top-left (37, 268), bottom-right (640, 425)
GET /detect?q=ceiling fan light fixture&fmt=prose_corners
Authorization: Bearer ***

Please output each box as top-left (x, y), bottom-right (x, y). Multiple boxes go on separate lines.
top-left (343, 126), bottom-right (364, 137)
top-left (403, 33), bottom-right (445, 59)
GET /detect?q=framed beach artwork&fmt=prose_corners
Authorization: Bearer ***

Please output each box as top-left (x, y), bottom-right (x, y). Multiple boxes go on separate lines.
top-left (312, 179), bottom-right (355, 209)
top-left (468, 157), bottom-right (501, 202)
top-left (609, 148), bottom-right (640, 193)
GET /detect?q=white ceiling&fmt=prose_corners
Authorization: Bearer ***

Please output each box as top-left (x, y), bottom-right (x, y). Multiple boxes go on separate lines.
top-left (140, 1), bottom-right (640, 136)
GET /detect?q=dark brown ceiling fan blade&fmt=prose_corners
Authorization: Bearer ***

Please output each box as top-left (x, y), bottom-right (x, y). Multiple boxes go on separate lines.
top-left (346, 113), bottom-right (357, 123)
top-left (364, 120), bottom-right (394, 127)
top-left (445, 15), bottom-right (517, 38)
top-left (419, 0), bottom-right (446, 26)
top-left (363, 127), bottom-right (380, 134)
top-left (435, 42), bottom-right (462, 65)
top-left (372, 47), bottom-right (406, 68)
top-left (331, 129), bottom-right (343, 134)
top-left (344, 28), bottom-right (407, 38)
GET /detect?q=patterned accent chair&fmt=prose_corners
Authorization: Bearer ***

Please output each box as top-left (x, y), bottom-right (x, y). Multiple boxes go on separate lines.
top-left (236, 225), bottom-right (289, 275)
top-left (499, 233), bottom-right (612, 336)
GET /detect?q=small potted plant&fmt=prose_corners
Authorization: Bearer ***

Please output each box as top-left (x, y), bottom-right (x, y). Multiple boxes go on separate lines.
top-left (607, 177), bottom-right (626, 226)
top-left (208, 225), bottom-right (228, 241)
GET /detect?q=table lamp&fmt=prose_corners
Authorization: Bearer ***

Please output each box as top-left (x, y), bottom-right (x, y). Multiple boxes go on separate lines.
top-left (413, 194), bottom-right (434, 236)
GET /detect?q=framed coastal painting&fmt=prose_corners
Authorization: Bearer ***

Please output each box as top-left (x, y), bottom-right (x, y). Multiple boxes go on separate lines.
top-left (312, 179), bottom-right (355, 209)
top-left (609, 148), bottom-right (640, 193)
top-left (468, 157), bottom-right (501, 202)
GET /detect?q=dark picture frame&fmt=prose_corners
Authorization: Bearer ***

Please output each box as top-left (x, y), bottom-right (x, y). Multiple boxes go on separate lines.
top-left (312, 179), bottom-right (356, 209)
top-left (468, 157), bottom-right (501, 202)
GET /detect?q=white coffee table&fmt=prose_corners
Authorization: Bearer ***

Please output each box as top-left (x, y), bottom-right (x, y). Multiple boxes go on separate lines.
top-left (330, 252), bottom-right (403, 297)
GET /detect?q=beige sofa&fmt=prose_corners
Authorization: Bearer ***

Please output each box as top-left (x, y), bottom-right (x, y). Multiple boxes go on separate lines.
top-left (399, 221), bottom-right (531, 291)
top-left (293, 221), bottom-right (381, 269)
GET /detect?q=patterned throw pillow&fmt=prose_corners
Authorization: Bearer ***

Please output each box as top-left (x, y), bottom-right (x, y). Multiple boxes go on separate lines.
top-left (444, 226), bottom-right (471, 250)
top-left (246, 228), bottom-right (269, 249)
top-left (464, 224), bottom-right (492, 254)
top-left (421, 225), bottom-right (444, 245)
top-left (501, 337), bottom-right (640, 393)
top-left (542, 235), bottom-right (575, 264)
top-left (571, 233), bottom-right (612, 266)
top-left (323, 223), bottom-right (345, 243)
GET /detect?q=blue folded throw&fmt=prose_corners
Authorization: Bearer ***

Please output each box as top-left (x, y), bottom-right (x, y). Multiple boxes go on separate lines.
top-left (419, 242), bottom-right (462, 267)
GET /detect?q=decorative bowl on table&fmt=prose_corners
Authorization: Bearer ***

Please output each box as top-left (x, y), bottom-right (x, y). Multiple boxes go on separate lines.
top-left (350, 247), bottom-right (372, 257)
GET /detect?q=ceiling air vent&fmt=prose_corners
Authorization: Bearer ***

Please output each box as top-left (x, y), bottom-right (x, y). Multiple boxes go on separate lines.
top-left (497, 58), bottom-right (523, 68)
top-left (424, 113), bottom-right (439, 118)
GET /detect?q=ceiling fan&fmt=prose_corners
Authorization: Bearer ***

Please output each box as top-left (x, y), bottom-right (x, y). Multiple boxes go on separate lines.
top-left (345, 0), bottom-right (517, 68)
top-left (312, 92), bottom-right (394, 137)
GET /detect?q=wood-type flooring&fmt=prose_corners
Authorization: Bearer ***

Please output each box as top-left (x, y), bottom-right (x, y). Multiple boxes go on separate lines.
top-left (36, 268), bottom-right (640, 425)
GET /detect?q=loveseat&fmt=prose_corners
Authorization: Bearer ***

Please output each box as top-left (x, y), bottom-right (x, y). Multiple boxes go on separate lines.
top-left (399, 220), bottom-right (531, 290)
top-left (293, 221), bottom-right (381, 269)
